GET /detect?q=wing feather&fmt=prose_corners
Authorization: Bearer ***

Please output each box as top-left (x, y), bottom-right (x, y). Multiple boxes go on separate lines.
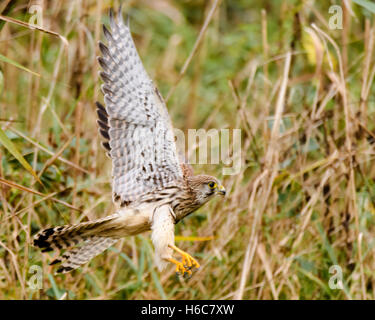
top-left (97, 8), bottom-right (182, 205)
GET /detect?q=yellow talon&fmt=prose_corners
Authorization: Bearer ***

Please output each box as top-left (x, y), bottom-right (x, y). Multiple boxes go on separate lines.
top-left (167, 258), bottom-right (192, 277)
top-left (168, 244), bottom-right (200, 274)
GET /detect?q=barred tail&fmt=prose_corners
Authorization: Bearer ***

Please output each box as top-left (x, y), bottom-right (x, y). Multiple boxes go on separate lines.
top-left (51, 236), bottom-right (118, 273)
top-left (33, 213), bottom-right (120, 273)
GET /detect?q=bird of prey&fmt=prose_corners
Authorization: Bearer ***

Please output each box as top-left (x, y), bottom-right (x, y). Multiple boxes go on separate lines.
top-left (33, 8), bottom-right (225, 277)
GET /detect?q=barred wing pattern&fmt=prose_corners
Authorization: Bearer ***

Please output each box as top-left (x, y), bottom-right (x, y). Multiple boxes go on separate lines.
top-left (97, 9), bottom-right (183, 205)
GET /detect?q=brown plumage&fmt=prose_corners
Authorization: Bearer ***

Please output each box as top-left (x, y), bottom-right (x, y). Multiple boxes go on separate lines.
top-left (34, 175), bottom-right (225, 273)
top-left (33, 8), bottom-right (225, 275)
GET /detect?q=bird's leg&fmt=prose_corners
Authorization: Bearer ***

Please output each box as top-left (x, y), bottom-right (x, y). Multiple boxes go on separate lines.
top-left (168, 244), bottom-right (200, 271)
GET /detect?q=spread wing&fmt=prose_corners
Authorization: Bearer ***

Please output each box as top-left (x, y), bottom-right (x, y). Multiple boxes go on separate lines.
top-left (96, 8), bottom-right (183, 206)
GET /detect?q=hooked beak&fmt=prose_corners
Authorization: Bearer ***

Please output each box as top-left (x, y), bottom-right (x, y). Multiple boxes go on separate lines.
top-left (216, 185), bottom-right (226, 196)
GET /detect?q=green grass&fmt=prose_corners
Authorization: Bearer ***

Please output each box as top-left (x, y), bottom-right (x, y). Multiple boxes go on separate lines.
top-left (1, 0), bottom-right (375, 300)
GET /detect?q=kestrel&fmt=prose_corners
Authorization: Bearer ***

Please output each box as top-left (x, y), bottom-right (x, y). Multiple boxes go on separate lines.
top-left (33, 7), bottom-right (225, 277)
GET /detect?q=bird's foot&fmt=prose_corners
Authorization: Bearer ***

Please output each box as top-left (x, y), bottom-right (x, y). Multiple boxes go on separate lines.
top-left (168, 258), bottom-right (193, 277)
top-left (180, 251), bottom-right (200, 271)
top-left (168, 244), bottom-right (200, 275)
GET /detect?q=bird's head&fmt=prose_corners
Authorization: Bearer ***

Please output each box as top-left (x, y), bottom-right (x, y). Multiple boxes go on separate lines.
top-left (188, 174), bottom-right (226, 205)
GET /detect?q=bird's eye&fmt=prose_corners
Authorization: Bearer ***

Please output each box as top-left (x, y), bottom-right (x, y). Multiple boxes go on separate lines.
top-left (208, 182), bottom-right (217, 189)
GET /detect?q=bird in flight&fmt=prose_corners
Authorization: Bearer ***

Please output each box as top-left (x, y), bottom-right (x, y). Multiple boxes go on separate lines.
top-left (33, 7), bottom-right (225, 277)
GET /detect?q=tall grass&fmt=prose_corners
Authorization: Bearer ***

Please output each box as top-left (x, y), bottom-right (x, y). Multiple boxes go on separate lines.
top-left (1, 0), bottom-right (375, 300)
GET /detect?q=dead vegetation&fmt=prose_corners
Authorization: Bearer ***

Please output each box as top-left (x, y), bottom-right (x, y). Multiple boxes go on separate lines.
top-left (1, 0), bottom-right (375, 299)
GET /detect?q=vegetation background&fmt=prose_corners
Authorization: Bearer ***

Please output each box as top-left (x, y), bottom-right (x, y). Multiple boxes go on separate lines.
top-left (1, 0), bottom-right (375, 300)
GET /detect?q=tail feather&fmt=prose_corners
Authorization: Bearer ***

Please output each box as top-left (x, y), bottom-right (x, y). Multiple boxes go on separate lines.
top-left (33, 213), bottom-right (119, 252)
top-left (53, 236), bottom-right (118, 274)
top-left (33, 213), bottom-right (120, 273)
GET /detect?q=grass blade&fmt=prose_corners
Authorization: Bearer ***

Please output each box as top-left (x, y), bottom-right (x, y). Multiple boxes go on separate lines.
top-left (175, 235), bottom-right (214, 242)
top-left (0, 178), bottom-right (79, 212)
top-left (151, 269), bottom-right (167, 300)
top-left (0, 15), bottom-right (68, 46)
top-left (0, 53), bottom-right (40, 77)
top-left (47, 274), bottom-right (63, 300)
top-left (353, 0), bottom-right (375, 13)
top-left (0, 127), bottom-right (42, 184)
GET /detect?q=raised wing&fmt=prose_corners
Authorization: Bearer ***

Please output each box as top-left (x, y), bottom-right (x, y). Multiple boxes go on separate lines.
top-left (97, 8), bottom-right (183, 206)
